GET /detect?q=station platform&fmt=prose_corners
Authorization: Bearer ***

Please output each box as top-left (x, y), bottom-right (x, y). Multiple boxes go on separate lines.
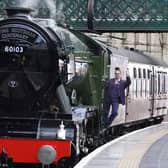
top-left (74, 122), bottom-right (168, 168)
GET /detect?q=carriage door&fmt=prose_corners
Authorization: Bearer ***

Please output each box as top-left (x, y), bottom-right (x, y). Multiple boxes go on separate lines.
top-left (153, 66), bottom-right (167, 117)
top-left (126, 64), bottom-right (152, 122)
top-left (110, 54), bottom-right (128, 125)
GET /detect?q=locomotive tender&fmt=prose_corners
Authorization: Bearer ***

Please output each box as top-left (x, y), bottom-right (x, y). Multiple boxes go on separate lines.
top-left (0, 7), bottom-right (168, 168)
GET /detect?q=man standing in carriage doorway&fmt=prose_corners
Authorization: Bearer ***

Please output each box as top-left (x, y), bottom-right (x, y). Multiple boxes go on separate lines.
top-left (104, 67), bottom-right (131, 127)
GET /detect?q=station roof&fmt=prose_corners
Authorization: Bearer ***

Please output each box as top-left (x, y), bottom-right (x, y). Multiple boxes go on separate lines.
top-left (63, 0), bottom-right (168, 32)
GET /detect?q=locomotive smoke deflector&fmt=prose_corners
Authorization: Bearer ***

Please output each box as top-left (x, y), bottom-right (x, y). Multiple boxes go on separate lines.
top-left (5, 7), bottom-right (33, 19)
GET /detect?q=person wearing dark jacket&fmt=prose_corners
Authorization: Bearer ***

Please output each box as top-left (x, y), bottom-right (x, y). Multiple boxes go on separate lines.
top-left (104, 67), bottom-right (131, 127)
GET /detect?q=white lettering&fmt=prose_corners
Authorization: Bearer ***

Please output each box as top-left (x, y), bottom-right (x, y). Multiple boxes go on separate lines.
top-left (15, 47), bottom-right (19, 53)
top-left (4, 46), bottom-right (24, 53)
top-left (20, 47), bottom-right (23, 53)
top-left (5, 46), bottom-right (8, 52)
top-left (9, 46), bottom-right (13, 52)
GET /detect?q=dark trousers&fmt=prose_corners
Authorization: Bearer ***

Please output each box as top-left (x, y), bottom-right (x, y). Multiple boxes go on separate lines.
top-left (105, 101), bottom-right (119, 127)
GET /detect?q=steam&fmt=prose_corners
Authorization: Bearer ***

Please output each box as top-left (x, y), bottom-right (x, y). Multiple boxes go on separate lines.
top-left (16, 0), bottom-right (65, 24)
top-left (45, 0), bottom-right (56, 19)
top-left (18, 0), bottom-right (39, 9)
top-left (56, 2), bottom-right (65, 24)
top-left (18, 0), bottom-right (57, 19)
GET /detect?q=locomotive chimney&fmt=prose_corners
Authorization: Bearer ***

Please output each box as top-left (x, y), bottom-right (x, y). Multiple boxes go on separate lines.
top-left (5, 7), bottom-right (33, 19)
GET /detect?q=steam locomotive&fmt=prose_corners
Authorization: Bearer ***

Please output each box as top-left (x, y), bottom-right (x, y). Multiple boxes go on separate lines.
top-left (0, 7), bottom-right (168, 168)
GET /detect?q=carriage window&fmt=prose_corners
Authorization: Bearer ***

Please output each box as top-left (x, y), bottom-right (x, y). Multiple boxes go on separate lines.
top-left (138, 68), bottom-right (142, 78)
top-left (162, 72), bottom-right (166, 94)
top-left (165, 73), bottom-right (167, 93)
top-left (147, 69), bottom-right (151, 79)
top-left (133, 68), bottom-right (137, 78)
top-left (149, 70), bottom-right (153, 95)
top-left (143, 69), bottom-right (146, 79)
top-left (165, 73), bottom-right (168, 93)
top-left (158, 73), bottom-right (160, 94)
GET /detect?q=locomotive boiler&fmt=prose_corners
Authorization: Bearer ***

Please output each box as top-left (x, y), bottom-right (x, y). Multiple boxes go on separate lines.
top-left (0, 7), bottom-right (99, 168)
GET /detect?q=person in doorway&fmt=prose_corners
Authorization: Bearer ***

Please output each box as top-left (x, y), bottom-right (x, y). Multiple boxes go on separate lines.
top-left (104, 67), bottom-right (131, 127)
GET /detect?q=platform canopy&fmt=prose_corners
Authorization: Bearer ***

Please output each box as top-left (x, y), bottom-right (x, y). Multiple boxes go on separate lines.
top-left (1, 0), bottom-right (168, 32)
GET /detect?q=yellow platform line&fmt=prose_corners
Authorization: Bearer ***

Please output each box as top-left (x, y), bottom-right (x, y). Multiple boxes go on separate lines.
top-left (118, 129), bottom-right (168, 168)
